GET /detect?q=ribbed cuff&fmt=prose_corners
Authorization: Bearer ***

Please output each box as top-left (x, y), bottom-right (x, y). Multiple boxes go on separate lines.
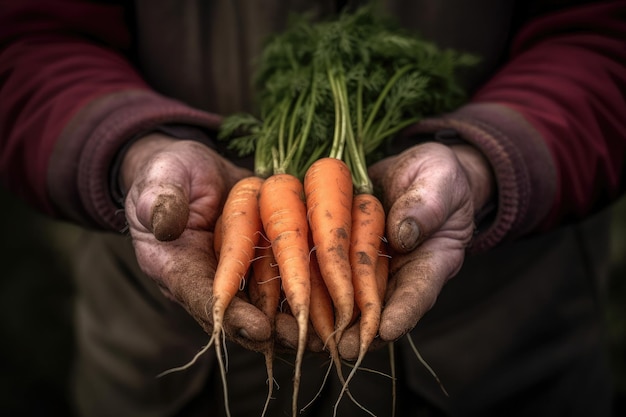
top-left (48, 89), bottom-right (223, 232)
top-left (403, 102), bottom-right (557, 252)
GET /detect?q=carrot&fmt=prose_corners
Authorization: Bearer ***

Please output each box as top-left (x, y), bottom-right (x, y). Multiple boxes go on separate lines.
top-left (304, 157), bottom-right (354, 341)
top-left (248, 243), bottom-right (281, 417)
top-left (308, 249), bottom-right (345, 380)
top-left (376, 236), bottom-right (390, 304)
top-left (258, 173), bottom-right (310, 417)
top-left (308, 250), bottom-right (336, 348)
top-left (211, 175), bottom-right (264, 417)
top-left (213, 214), bottom-right (223, 259)
top-left (350, 193), bottom-right (386, 349)
top-left (249, 245), bottom-right (281, 318)
top-left (334, 192), bottom-right (386, 414)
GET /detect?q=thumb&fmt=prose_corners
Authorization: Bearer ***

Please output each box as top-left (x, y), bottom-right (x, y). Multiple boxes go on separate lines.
top-left (370, 151), bottom-right (458, 254)
top-left (134, 183), bottom-right (190, 241)
top-left (385, 179), bottom-right (449, 253)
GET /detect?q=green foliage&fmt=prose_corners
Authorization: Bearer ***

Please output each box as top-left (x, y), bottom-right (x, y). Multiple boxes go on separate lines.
top-left (219, 3), bottom-right (476, 189)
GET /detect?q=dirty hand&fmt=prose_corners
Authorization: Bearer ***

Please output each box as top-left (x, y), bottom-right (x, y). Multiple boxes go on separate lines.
top-left (339, 141), bottom-right (495, 359)
top-left (120, 132), bottom-right (272, 350)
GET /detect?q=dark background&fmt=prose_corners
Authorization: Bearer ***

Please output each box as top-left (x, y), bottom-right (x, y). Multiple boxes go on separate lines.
top-left (0, 185), bottom-right (624, 416)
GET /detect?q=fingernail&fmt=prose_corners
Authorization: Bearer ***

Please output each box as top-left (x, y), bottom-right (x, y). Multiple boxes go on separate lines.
top-left (238, 328), bottom-right (250, 339)
top-left (151, 193), bottom-right (188, 241)
top-left (398, 218), bottom-right (420, 251)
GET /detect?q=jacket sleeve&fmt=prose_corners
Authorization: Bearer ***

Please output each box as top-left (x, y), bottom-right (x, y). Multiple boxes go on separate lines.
top-left (410, 0), bottom-right (626, 252)
top-left (0, 1), bottom-right (223, 232)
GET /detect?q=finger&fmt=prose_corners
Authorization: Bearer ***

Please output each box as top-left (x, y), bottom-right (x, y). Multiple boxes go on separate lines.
top-left (385, 171), bottom-right (453, 253)
top-left (274, 312), bottom-right (325, 352)
top-left (337, 321), bottom-right (361, 360)
top-left (378, 239), bottom-right (465, 342)
top-left (150, 186), bottom-right (189, 241)
top-left (337, 320), bottom-right (387, 361)
top-left (223, 296), bottom-right (273, 350)
top-left (132, 157), bottom-right (191, 241)
top-left (370, 144), bottom-right (469, 253)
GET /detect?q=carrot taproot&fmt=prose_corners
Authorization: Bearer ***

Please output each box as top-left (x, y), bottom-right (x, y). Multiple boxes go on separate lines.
top-left (213, 215), bottom-right (223, 259)
top-left (351, 193), bottom-right (386, 337)
top-left (248, 243), bottom-right (281, 417)
top-left (333, 192), bottom-right (386, 414)
top-left (211, 175), bottom-right (264, 417)
top-left (211, 175), bottom-right (264, 332)
top-left (249, 245), bottom-right (281, 318)
top-left (308, 249), bottom-right (340, 352)
top-left (309, 248), bottom-right (345, 376)
top-left (258, 173), bottom-right (310, 417)
top-left (304, 157), bottom-right (354, 341)
top-left (350, 193), bottom-right (386, 341)
top-left (376, 236), bottom-right (390, 304)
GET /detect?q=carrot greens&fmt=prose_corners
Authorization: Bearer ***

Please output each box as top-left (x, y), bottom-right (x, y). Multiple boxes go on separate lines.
top-left (219, 4), bottom-right (476, 189)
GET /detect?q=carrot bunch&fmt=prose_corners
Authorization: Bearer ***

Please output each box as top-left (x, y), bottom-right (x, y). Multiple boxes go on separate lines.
top-left (209, 4), bottom-right (474, 416)
top-left (211, 157), bottom-right (387, 417)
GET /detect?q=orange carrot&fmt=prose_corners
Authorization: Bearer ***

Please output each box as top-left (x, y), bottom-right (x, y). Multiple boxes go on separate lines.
top-left (249, 244), bottom-right (281, 417)
top-left (250, 245), bottom-right (281, 318)
top-left (308, 250), bottom-right (339, 353)
top-left (304, 157), bottom-right (354, 341)
top-left (211, 176), bottom-right (264, 335)
top-left (259, 173), bottom-right (310, 417)
top-left (350, 193), bottom-right (386, 350)
top-left (376, 236), bottom-right (390, 304)
top-left (213, 215), bottom-right (223, 259)
top-left (309, 248), bottom-right (345, 380)
top-left (334, 192), bottom-right (386, 413)
top-left (211, 175), bottom-right (264, 417)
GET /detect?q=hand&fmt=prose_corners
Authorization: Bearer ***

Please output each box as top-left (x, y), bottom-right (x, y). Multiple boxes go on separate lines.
top-left (338, 142), bottom-right (495, 359)
top-left (120, 133), bottom-right (272, 350)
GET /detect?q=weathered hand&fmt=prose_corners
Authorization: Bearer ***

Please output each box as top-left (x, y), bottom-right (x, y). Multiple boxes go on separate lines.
top-left (339, 142), bottom-right (495, 359)
top-left (120, 133), bottom-right (272, 351)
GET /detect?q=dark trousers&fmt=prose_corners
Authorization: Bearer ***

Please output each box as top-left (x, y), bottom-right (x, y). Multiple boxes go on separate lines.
top-left (70, 212), bottom-right (615, 416)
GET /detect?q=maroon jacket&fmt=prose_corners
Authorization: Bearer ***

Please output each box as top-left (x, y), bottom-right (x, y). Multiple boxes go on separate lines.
top-left (0, 1), bottom-right (625, 252)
